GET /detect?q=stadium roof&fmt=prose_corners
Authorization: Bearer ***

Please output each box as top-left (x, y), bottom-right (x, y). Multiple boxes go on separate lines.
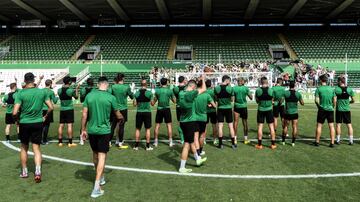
top-left (0, 0), bottom-right (359, 24)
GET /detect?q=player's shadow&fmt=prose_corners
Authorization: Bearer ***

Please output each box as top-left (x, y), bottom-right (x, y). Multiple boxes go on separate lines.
top-left (74, 167), bottom-right (95, 182)
top-left (157, 147), bottom-right (182, 169)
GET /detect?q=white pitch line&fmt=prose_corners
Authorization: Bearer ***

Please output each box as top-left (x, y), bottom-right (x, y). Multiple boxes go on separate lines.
top-left (6, 138), bottom-right (359, 144)
top-left (2, 141), bottom-right (360, 179)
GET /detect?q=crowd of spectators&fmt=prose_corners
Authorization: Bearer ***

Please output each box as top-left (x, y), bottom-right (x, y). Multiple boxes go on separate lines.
top-left (145, 61), bottom-right (340, 89)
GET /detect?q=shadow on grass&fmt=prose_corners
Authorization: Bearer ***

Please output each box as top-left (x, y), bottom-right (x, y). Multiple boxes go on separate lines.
top-left (157, 146), bottom-right (181, 170)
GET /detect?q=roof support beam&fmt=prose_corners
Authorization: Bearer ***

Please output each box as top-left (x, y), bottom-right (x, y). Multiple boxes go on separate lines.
top-left (326, 0), bottom-right (354, 19)
top-left (59, 0), bottom-right (90, 21)
top-left (155, 0), bottom-right (170, 21)
top-left (285, 0), bottom-right (307, 19)
top-left (11, 0), bottom-right (50, 21)
top-left (106, 0), bottom-right (130, 22)
top-left (0, 15), bottom-right (11, 22)
top-left (244, 0), bottom-right (260, 20)
top-left (203, 0), bottom-right (212, 21)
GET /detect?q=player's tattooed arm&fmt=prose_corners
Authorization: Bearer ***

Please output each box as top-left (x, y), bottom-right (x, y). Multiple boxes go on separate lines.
top-left (151, 97), bottom-right (157, 106)
top-left (81, 107), bottom-right (88, 140)
top-left (74, 83), bottom-right (80, 99)
top-left (299, 99), bottom-right (305, 106)
top-left (315, 96), bottom-right (320, 108)
top-left (197, 74), bottom-right (207, 94)
top-left (350, 96), bottom-right (355, 104)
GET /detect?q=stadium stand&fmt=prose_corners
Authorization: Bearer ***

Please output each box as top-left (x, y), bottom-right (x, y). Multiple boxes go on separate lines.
top-left (89, 72), bottom-right (149, 86)
top-left (177, 31), bottom-right (281, 61)
top-left (336, 71), bottom-right (360, 88)
top-left (286, 30), bottom-right (360, 59)
top-left (0, 69), bottom-right (69, 93)
top-left (90, 32), bottom-right (172, 61)
top-left (2, 33), bottom-right (87, 60)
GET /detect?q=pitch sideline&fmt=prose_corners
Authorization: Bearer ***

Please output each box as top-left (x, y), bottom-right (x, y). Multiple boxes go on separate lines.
top-left (2, 141), bottom-right (360, 179)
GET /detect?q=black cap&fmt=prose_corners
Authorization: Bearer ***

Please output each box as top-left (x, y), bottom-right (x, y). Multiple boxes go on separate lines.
top-left (24, 72), bottom-right (35, 83)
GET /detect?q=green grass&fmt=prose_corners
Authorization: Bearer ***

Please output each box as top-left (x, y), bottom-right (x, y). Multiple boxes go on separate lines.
top-left (1, 104), bottom-right (360, 201)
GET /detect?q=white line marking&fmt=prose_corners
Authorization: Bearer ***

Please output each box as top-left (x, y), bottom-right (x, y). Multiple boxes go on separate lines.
top-left (2, 141), bottom-right (360, 179)
top-left (6, 138), bottom-right (359, 144)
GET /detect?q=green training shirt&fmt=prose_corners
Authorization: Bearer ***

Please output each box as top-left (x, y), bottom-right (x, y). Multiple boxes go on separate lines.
top-left (214, 85), bottom-right (233, 109)
top-left (272, 85), bottom-right (286, 106)
top-left (335, 86), bottom-right (354, 112)
top-left (173, 85), bottom-right (186, 108)
top-left (110, 84), bottom-right (134, 111)
top-left (134, 89), bottom-right (153, 112)
top-left (233, 85), bottom-right (250, 109)
top-left (255, 87), bottom-right (274, 112)
top-left (43, 88), bottom-right (58, 110)
top-left (206, 88), bottom-right (216, 113)
top-left (179, 90), bottom-right (198, 123)
top-left (315, 86), bottom-right (335, 111)
top-left (58, 87), bottom-right (76, 111)
top-left (3, 92), bottom-right (17, 114)
top-left (155, 87), bottom-right (174, 110)
top-left (194, 92), bottom-right (213, 122)
top-left (83, 90), bottom-right (119, 135)
top-left (15, 87), bottom-right (50, 124)
top-left (284, 90), bottom-right (302, 115)
top-left (80, 85), bottom-right (96, 103)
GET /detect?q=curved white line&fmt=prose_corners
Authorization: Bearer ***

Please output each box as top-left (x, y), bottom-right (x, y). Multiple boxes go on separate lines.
top-left (3, 141), bottom-right (360, 179)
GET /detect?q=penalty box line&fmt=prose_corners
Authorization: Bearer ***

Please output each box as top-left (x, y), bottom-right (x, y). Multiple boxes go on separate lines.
top-left (2, 141), bottom-right (360, 179)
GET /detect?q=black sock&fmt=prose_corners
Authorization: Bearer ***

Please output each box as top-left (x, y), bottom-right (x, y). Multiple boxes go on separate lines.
top-left (17, 133), bottom-right (20, 140)
top-left (69, 138), bottom-right (73, 144)
top-left (258, 139), bottom-right (262, 146)
top-left (231, 137), bottom-right (235, 145)
top-left (282, 135), bottom-right (286, 142)
top-left (135, 141), bottom-right (140, 147)
top-left (59, 138), bottom-right (63, 143)
top-left (292, 137), bottom-right (296, 143)
top-left (118, 123), bottom-right (125, 142)
top-left (271, 140), bottom-right (276, 145)
top-left (6, 135), bottom-right (10, 141)
top-left (43, 124), bottom-right (49, 142)
top-left (146, 142), bottom-right (150, 148)
top-left (199, 147), bottom-right (203, 154)
top-left (219, 137), bottom-right (223, 146)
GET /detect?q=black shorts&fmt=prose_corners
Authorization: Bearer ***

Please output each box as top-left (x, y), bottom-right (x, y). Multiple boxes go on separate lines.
top-left (284, 113), bottom-right (299, 121)
top-left (197, 121), bottom-right (207, 133)
top-left (111, 109), bottom-right (128, 123)
top-left (180, 122), bottom-right (199, 143)
top-left (176, 107), bottom-right (182, 122)
top-left (5, 113), bottom-right (16, 124)
top-left (156, 108), bottom-right (172, 123)
top-left (42, 110), bottom-right (54, 124)
top-left (217, 108), bottom-right (233, 123)
top-left (207, 112), bottom-right (217, 124)
top-left (317, 109), bottom-right (334, 124)
top-left (136, 112), bottom-right (152, 129)
top-left (234, 107), bottom-right (248, 119)
top-left (60, 110), bottom-right (74, 124)
top-left (19, 123), bottom-right (43, 145)
top-left (273, 105), bottom-right (285, 118)
top-left (89, 134), bottom-right (112, 153)
top-left (336, 111), bottom-right (351, 124)
top-left (257, 110), bottom-right (274, 124)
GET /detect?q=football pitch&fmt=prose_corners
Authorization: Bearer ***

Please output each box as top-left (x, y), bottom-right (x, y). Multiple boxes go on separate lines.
top-left (1, 104), bottom-right (360, 201)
